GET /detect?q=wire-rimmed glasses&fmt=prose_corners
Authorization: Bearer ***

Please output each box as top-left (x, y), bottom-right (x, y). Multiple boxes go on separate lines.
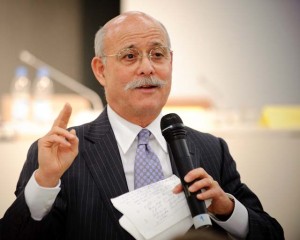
top-left (101, 46), bottom-right (172, 66)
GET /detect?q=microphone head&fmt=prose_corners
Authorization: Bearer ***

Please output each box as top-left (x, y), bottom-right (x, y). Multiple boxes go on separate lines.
top-left (160, 113), bottom-right (182, 130)
top-left (160, 113), bottom-right (186, 142)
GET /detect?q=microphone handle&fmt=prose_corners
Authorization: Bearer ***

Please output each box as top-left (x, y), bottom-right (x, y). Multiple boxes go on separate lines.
top-left (168, 139), bottom-right (212, 229)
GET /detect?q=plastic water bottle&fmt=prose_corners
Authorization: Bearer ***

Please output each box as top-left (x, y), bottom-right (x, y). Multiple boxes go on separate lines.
top-left (10, 66), bottom-right (31, 123)
top-left (32, 67), bottom-right (54, 124)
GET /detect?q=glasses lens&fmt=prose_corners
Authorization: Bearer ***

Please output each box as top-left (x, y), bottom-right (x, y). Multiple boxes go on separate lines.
top-left (118, 48), bottom-right (140, 63)
top-left (150, 47), bottom-right (170, 62)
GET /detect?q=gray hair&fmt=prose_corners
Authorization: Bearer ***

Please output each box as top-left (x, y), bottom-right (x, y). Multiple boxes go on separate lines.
top-left (94, 25), bottom-right (107, 58)
top-left (94, 13), bottom-right (172, 60)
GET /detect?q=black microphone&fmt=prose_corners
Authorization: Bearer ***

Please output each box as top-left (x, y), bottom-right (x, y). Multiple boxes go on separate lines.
top-left (161, 113), bottom-right (212, 229)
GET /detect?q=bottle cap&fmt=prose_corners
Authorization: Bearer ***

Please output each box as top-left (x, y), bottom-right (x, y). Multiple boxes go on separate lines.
top-left (15, 66), bottom-right (28, 77)
top-left (36, 67), bottom-right (49, 78)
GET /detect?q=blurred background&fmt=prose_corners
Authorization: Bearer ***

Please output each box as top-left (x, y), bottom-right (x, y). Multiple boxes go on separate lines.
top-left (0, 0), bottom-right (299, 239)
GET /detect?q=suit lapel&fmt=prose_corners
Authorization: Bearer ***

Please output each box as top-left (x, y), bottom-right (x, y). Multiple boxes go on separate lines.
top-left (81, 109), bottom-right (129, 221)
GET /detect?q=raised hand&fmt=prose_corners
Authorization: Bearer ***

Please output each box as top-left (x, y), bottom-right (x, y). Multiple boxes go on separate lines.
top-left (35, 103), bottom-right (79, 187)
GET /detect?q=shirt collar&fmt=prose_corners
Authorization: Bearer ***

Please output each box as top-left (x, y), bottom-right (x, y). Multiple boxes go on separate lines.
top-left (107, 105), bottom-right (168, 154)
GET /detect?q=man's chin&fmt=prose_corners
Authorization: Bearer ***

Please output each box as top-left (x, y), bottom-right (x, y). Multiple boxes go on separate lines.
top-left (135, 102), bottom-right (163, 115)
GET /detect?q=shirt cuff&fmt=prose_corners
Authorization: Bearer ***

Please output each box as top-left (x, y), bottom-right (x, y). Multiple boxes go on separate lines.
top-left (210, 193), bottom-right (249, 239)
top-left (24, 171), bottom-right (61, 221)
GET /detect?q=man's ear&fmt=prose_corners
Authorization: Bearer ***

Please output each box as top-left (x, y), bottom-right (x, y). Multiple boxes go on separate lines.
top-left (91, 57), bottom-right (106, 86)
top-left (170, 51), bottom-right (173, 66)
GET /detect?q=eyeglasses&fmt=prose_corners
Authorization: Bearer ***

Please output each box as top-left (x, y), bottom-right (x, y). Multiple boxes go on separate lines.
top-left (101, 46), bottom-right (172, 66)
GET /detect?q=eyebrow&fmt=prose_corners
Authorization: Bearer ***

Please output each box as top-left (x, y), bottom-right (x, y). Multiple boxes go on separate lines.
top-left (151, 42), bottom-right (164, 47)
top-left (122, 42), bottom-right (164, 50)
top-left (126, 44), bottom-right (135, 49)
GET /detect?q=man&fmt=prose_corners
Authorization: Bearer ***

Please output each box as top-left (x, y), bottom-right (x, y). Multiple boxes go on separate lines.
top-left (1, 11), bottom-right (283, 239)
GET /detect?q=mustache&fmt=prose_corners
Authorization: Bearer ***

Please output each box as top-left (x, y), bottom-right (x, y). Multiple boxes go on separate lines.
top-left (124, 76), bottom-right (167, 91)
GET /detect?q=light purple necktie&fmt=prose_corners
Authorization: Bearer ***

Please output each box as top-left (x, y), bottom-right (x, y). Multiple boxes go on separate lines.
top-left (134, 129), bottom-right (164, 189)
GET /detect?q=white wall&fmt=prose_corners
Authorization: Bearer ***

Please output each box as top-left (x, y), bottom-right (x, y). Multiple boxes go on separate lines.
top-left (121, 0), bottom-right (300, 109)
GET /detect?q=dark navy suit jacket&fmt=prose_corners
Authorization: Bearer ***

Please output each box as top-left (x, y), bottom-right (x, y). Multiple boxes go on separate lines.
top-left (1, 108), bottom-right (284, 239)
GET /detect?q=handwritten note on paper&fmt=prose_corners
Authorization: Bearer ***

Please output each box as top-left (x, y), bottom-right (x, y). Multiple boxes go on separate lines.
top-left (111, 175), bottom-right (193, 239)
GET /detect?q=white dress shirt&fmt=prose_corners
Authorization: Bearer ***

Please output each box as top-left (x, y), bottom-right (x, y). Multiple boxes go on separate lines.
top-left (24, 105), bottom-right (248, 239)
top-left (107, 105), bottom-right (173, 191)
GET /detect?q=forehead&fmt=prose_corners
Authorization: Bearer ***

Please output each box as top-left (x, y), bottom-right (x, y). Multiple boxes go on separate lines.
top-left (104, 14), bottom-right (168, 51)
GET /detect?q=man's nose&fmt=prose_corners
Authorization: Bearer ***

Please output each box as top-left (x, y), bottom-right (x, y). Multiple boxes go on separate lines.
top-left (137, 54), bottom-right (155, 75)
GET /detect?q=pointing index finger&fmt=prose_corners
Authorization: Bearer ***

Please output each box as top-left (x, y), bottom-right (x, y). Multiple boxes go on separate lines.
top-left (52, 103), bottom-right (72, 129)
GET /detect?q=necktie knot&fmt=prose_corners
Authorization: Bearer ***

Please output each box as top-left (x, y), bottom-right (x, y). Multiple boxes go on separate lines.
top-left (138, 129), bottom-right (150, 145)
